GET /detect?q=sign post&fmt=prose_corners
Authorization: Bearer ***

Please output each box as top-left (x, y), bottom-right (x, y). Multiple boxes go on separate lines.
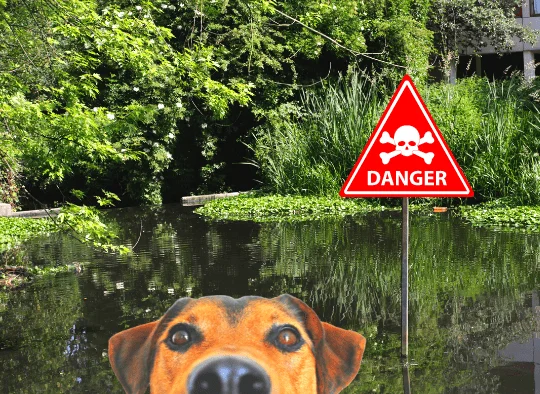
top-left (402, 197), bottom-right (408, 358)
top-left (340, 74), bottom-right (473, 360)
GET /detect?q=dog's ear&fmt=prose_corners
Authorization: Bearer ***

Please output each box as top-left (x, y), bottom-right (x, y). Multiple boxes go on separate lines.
top-left (318, 321), bottom-right (366, 393)
top-left (109, 320), bottom-right (159, 394)
top-left (274, 294), bottom-right (366, 394)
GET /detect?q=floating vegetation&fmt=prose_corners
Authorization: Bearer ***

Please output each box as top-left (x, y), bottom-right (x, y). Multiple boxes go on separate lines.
top-left (0, 217), bottom-right (56, 252)
top-left (195, 194), bottom-right (395, 222)
top-left (460, 202), bottom-right (540, 232)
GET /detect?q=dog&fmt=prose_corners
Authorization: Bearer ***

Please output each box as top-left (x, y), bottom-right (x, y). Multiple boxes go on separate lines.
top-left (109, 294), bottom-right (366, 394)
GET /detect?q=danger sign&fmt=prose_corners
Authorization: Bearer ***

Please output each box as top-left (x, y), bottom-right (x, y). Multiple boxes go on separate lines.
top-left (340, 74), bottom-right (473, 197)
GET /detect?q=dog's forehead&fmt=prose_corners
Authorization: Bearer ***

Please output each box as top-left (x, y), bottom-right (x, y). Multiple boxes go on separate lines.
top-left (160, 296), bottom-right (306, 329)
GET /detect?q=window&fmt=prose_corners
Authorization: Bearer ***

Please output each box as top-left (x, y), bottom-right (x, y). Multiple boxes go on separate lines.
top-left (532, 0), bottom-right (540, 16)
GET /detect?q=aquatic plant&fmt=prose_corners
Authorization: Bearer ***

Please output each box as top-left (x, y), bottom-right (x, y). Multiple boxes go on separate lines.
top-left (194, 193), bottom-right (393, 222)
top-left (0, 217), bottom-right (55, 252)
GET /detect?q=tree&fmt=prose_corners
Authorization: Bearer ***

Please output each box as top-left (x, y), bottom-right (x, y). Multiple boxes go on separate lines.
top-left (429, 0), bottom-right (537, 77)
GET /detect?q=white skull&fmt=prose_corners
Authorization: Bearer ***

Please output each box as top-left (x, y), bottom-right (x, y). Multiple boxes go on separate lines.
top-left (394, 125), bottom-right (419, 157)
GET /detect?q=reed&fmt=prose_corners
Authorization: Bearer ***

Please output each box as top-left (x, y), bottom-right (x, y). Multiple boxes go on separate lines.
top-left (254, 73), bottom-right (540, 205)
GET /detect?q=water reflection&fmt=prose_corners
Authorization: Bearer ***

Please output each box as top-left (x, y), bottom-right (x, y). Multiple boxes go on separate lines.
top-left (0, 204), bottom-right (538, 393)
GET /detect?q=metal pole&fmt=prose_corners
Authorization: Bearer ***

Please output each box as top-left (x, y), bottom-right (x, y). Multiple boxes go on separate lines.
top-left (402, 197), bottom-right (409, 359)
top-left (402, 363), bottom-right (411, 394)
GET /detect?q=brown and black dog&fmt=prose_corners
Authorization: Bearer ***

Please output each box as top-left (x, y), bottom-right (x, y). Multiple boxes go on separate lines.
top-left (109, 294), bottom-right (366, 394)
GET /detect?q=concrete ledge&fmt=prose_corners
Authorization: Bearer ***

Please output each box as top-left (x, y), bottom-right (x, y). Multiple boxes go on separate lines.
top-left (10, 208), bottom-right (61, 219)
top-left (0, 203), bottom-right (11, 217)
top-left (182, 192), bottom-right (241, 206)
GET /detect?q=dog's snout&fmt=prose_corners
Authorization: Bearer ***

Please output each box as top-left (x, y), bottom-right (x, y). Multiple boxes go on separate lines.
top-left (188, 356), bottom-right (271, 394)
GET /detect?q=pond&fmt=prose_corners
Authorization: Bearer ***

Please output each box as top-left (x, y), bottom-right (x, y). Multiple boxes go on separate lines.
top-left (0, 204), bottom-right (538, 393)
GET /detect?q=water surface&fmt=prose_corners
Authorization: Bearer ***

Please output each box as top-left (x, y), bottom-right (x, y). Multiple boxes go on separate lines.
top-left (0, 204), bottom-right (538, 393)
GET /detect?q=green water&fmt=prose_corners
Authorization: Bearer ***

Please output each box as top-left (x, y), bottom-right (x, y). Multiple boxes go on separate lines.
top-left (0, 204), bottom-right (538, 393)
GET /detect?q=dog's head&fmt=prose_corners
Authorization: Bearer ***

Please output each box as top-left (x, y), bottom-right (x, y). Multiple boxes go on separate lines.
top-left (109, 294), bottom-right (366, 394)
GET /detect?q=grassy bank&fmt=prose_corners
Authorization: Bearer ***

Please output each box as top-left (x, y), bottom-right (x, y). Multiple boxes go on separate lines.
top-left (253, 73), bottom-right (540, 206)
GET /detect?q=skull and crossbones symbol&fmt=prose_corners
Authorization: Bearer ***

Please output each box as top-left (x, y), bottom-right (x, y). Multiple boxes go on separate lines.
top-left (379, 125), bottom-right (435, 164)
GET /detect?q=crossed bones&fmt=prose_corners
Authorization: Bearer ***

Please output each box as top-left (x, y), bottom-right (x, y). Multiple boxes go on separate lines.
top-left (379, 125), bottom-right (435, 165)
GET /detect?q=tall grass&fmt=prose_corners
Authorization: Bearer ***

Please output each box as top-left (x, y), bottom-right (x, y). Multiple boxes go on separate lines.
top-left (253, 73), bottom-right (387, 195)
top-left (254, 73), bottom-right (540, 205)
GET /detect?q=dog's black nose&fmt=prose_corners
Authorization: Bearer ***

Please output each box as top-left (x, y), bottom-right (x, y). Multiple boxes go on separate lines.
top-left (187, 355), bottom-right (271, 394)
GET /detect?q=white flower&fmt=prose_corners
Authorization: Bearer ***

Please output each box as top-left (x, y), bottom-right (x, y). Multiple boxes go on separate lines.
top-left (107, 113), bottom-right (115, 120)
top-left (128, 11), bottom-right (133, 16)
top-left (153, 142), bottom-right (159, 147)
top-left (133, 86), bottom-right (139, 92)
top-left (136, 5), bottom-right (142, 11)
top-left (201, 123), bottom-right (207, 129)
top-left (149, 39), bottom-right (155, 44)
top-left (161, 3), bottom-right (167, 8)
top-left (93, 107), bottom-right (99, 112)
top-left (158, 103), bottom-right (165, 109)
top-left (176, 102), bottom-right (182, 108)
top-left (105, 20), bottom-right (110, 26)
top-left (117, 11), bottom-right (125, 17)
top-left (168, 132), bottom-right (175, 139)
top-left (169, 5), bottom-right (176, 10)
top-left (177, 25), bottom-right (183, 30)
top-left (179, 3), bottom-right (185, 7)
top-left (120, 148), bottom-right (126, 152)
top-left (332, 5), bottom-right (337, 10)
top-left (144, 13), bottom-right (150, 18)
top-left (112, 24), bottom-right (119, 29)
top-left (166, 152), bottom-right (173, 160)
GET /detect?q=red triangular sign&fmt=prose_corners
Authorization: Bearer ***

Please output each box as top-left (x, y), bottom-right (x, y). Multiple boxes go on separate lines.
top-left (340, 75), bottom-right (473, 198)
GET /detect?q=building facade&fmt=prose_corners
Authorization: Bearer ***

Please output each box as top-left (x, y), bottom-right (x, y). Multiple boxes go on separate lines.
top-left (457, 1), bottom-right (540, 80)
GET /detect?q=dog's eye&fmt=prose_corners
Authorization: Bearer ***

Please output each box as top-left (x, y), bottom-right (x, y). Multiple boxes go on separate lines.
top-left (166, 324), bottom-right (201, 351)
top-left (171, 329), bottom-right (190, 346)
top-left (277, 328), bottom-right (299, 347)
top-left (268, 325), bottom-right (304, 352)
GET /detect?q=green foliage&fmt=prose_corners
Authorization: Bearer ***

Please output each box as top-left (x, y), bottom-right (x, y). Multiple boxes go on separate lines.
top-left (254, 72), bottom-right (540, 205)
top-left (363, 0), bottom-right (434, 81)
top-left (429, 0), bottom-right (537, 74)
top-left (0, 0), bottom-right (435, 206)
top-left (194, 193), bottom-right (390, 221)
top-left (56, 204), bottom-right (130, 254)
top-left (0, 0), bottom-right (534, 207)
top-left (253, 72), bottom-right (386, 195)
top-left (0, 217), bottom-right (55, 252)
